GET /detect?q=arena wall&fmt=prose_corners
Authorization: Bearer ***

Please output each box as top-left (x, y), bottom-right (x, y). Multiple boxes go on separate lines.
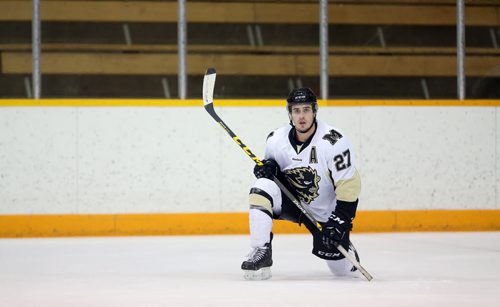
top-left (0, 99), bottom-right (499, 237)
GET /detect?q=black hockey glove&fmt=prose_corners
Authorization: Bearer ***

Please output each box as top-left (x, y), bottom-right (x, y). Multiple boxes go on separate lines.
top-left (253, 159), bottom-right (279, 180)
top-left (321, 212), bottom-right (352, 250)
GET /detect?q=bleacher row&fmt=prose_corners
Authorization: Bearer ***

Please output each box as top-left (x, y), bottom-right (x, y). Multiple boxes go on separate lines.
top-left (0, 0), bottom-right (499, 98)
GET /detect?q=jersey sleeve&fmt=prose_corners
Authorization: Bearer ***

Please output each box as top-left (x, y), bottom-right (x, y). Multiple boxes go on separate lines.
top-left (326, 136), bottom-right (361, 203)
top-left (263, 130), bottom-right (276, 161)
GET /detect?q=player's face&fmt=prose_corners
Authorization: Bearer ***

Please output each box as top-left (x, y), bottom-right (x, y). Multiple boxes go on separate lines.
top-left (290, 104), bottom-right (315, 133)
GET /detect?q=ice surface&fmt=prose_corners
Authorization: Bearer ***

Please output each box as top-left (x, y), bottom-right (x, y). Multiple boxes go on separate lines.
top-left (0, 232), bottom-right (499, 306)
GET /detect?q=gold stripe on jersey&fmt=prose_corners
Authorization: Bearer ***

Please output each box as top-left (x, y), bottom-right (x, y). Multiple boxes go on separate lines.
top-left (249, 193), bottom-right (273, 215)
top-left (335, 169), bottom-right (361, 202)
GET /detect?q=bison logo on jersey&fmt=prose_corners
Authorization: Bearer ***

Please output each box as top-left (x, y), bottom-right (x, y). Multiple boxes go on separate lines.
top-left (284, 166), bottom-right (321, 204)
top-left (323, 129), bottom-right (343, 146)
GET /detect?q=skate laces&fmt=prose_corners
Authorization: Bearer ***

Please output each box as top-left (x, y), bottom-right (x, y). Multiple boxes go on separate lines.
top-left (247, 246), bottom-right (268, 262)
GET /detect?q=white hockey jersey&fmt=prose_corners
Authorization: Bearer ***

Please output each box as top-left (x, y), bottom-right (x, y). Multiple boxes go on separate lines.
top-left (264, 120), bottom-right (361, 222)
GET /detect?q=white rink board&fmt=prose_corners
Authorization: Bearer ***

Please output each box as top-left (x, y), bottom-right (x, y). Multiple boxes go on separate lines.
top-left (0, 106), bottom-right (498, 214)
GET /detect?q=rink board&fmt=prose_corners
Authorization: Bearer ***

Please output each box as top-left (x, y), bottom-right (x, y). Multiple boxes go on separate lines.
top-left (1, 99), bottom-right (500, 237)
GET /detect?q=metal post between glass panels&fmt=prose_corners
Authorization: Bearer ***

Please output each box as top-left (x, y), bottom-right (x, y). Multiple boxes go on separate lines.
top-left (32, 0), bottom-right (41, 99)
top-left (457, 0), bottom-right (465, 100)
top-left (178, 0), bottom-right (187, 99)
top-left (319, 0), bottom-right (329, 100)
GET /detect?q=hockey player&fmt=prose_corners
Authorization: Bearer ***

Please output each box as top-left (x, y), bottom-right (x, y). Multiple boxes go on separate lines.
top-left (241, 88), bottom-right (361, 280)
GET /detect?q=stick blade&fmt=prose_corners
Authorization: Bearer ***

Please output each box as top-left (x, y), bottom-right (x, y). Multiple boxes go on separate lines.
top-left (203, 68), bottom-right (217, 107)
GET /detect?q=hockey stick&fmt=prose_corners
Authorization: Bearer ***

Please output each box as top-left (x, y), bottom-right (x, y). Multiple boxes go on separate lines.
top-left (203, 68), bottom-right (373, 281)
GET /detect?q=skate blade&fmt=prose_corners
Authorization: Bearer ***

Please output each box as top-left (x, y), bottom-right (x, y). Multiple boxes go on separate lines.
top-left (243, 267), bottom-right (272, 280)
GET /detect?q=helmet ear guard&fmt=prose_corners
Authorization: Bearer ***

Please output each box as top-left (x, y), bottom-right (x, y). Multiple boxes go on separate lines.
top-left (286, 87), bottom-right (318, 113)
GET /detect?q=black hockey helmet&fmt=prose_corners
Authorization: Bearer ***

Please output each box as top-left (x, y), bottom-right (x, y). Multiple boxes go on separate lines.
top-left (286, 88), bottom-right (318, 113)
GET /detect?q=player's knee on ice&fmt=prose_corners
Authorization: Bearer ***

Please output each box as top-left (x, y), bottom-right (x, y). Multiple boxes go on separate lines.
top-left (326, 258), bottom-right (355, 276)
top-left (326, 244), bottom-right (360, 276)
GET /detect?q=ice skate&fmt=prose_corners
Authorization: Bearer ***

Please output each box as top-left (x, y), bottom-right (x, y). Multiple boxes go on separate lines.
top-left (241, 242), bottom-right (272, 280)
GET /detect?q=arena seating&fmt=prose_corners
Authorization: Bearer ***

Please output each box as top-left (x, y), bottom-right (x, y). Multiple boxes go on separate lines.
top-left (0, 0), bottom-right (499, 98)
